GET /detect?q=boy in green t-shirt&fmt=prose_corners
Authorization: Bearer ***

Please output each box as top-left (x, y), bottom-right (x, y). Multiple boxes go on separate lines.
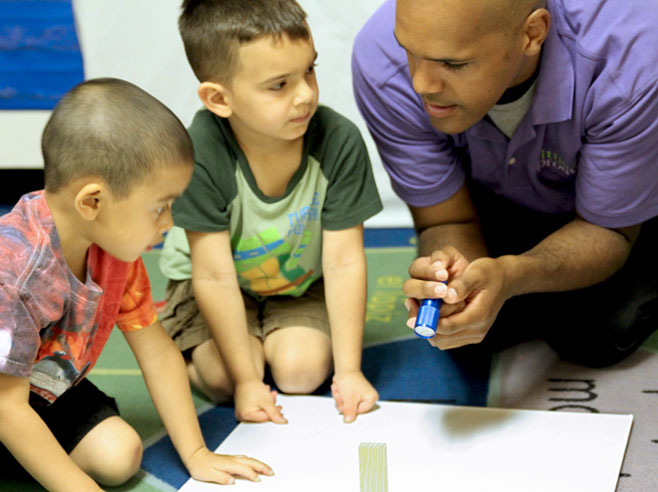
top-left (160, 0), bottom-right (383, 424)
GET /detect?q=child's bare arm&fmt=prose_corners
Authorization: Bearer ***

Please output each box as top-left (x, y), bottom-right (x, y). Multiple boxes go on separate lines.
top-left (123, 321), bottom-right (273, 484)
top-left (0, 373), bottom-right (103, 492)
top-left (322, 224), bottom-right (379, 422)
top-left (186, 229), bottom-right (286, 423)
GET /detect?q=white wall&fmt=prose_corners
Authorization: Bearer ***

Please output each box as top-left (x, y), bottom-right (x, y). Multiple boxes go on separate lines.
top-left (0, 0), bottom-right (412, 227)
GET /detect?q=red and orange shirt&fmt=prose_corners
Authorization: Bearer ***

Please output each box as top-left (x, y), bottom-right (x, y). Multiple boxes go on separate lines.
top-left (0, 192), bottom-right (157, 402)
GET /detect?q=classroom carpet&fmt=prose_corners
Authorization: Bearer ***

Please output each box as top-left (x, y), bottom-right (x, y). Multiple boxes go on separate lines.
top-left (2, 229), bottom-right (656, 492)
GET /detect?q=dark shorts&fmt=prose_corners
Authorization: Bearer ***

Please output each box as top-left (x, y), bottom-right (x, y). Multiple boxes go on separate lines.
top-left (1, 378), bottom-right (119, 475)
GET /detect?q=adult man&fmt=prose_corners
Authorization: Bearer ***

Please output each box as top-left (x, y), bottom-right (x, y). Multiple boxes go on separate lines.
top-left (352, 0), bottom-right (658, 366)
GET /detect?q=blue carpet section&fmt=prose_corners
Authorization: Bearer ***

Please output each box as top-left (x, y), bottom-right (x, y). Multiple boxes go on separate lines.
top-left (0, 0), bottom-right (84, 109)
top-left (364, 227), bottom-right (415, 248)
top-left (362, 338), bottom-right (490, 405)
top-left (141, 406), bottom-right (238, 487)
top-left (142, 338), bottom-right (491, 488)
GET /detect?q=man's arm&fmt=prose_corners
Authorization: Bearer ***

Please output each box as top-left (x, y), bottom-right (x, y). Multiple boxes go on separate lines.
top-left (406, 181), bottom-right (639, 296)
top-left (123, 322), bottom-right (272, 484)
top-left (186, 229), bottom-right (286, 423)
top-left (403, 183), bottom-right (640, 349)
top-left (410, 183), bottom-right (485, 259)
top-left (0, 374), bottom-right (103, 492)
top-left (322, 224), bottom-right (378, 423)
top-left (497, 217), bottom-right (640, 297)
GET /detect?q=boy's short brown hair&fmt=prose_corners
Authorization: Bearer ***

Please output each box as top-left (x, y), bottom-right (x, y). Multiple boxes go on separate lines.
top-left (179, 0), bottom-right (309, 84)
top-left (42, 78), bottom-right (194, 199)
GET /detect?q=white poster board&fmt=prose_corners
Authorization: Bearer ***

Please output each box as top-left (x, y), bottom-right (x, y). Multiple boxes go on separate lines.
top-left (179, 395), bottom-right (632, 492)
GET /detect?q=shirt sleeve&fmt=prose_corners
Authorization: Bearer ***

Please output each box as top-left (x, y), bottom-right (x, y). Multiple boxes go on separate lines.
top-left (0, 283), bottom-right (40, 377)
top-left (115, 258), bottom-right (158, 333)
top-left (351, 15), bottom-right (465, 208)
top-left (171, 160), bottom-right (231, 232)
top-left (576, 79), bottom-right (658, 228)
top-left (319, 116), bottom-right (384, 230)
top-left (171, 111), bottom-right (236, 233)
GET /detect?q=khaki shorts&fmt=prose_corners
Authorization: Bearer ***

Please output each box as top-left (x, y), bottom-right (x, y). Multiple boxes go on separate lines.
top-left (160, 278), bottom-right (330, 353)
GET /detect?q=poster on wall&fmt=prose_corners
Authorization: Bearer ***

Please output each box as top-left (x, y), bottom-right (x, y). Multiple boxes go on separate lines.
top-left (0, 0), bottom-right (84, 110)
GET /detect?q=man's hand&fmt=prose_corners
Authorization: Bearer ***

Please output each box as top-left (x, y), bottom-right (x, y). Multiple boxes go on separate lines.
top-left (403, 245), bottom-right (469, 325)
top-left (234, 380), bottom-right (287, 424)
top-left (430, 256), bottom-right (509, 349)
top-left (331, 371), bottom-right (379, 423)
top-left (404, 247), bottom-right (509, 350)
top-left (403, 245), bottom-right (468, 298)
top-left (186, 446), bottom-right (274, 485)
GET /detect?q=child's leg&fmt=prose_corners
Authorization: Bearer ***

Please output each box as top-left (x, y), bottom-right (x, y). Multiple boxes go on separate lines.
top-left (262, 281), bottom-right (333, 394)
top-left (31, 378), bottom-right (141, 487)
top-left (264, 327), bottom-right (332, 394)
top-left (69, 415), bottom-right (142, 486)
top-left (188, 335), bottom-right (265, 402)
top-left (161, 279), bottom-right (266, 401)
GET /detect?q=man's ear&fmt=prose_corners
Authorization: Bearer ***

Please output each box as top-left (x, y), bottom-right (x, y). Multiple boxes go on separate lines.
top-left (74, 183), bottom-right (104, 221)
top-left (198, 81), bottom-right (233, 118)
top-left (522, 8), bottom-right (550, 56)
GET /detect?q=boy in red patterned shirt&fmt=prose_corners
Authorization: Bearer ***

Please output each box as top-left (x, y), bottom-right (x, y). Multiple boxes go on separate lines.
top-left (0, 78), bottom-right (271, 491)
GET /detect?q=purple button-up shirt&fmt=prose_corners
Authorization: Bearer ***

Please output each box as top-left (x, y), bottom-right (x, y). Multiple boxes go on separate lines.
top-left (353, 0), bottom-right (658, 228)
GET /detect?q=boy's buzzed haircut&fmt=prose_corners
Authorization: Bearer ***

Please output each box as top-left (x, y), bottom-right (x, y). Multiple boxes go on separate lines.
top-left (42, 77), bottom-right (194, 199)
top-left (179, 0), bottom-right (309, 83)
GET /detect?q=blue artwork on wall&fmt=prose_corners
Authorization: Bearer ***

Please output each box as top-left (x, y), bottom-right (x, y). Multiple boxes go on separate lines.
top-left (0, 0), bottom-right (84, 110)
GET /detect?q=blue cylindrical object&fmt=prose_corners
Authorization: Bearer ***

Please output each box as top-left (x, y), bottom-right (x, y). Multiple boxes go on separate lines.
top-left (414, 298), bottom-right (441, 338)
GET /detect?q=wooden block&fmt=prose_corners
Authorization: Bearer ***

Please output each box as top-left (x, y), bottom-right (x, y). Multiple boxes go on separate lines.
top-left (359, 442), bottom-right (388, 492)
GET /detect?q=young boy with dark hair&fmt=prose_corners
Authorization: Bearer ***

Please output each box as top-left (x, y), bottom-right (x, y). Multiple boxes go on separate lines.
top-left (160, 0), bottom-right (382, 424)
top-left (0, 77), bottom-right (271, 491)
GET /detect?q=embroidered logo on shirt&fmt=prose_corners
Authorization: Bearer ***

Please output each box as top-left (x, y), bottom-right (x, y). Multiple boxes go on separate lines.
top-left (538, 149), bottom-right (575, 176)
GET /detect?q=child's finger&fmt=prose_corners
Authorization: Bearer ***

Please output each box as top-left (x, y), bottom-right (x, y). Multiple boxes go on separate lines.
top-left (331, 383), bottom-right (345, 411)
top-left (234, 456), bottom-right (274, 478)
top-left (342, 398), bottom-right (358, 423)
top-left (211, 461), bottom-right (262, 483)
top-left (242, 409), bottom-right (271, 423)
top-left (264, 403), bottom-right (288, 424)
top-left (202, 469), bottom-right (235, 485)
top-left (227, 463), bottom-right (265, 482)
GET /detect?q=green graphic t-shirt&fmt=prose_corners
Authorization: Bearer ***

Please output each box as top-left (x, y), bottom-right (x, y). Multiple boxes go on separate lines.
top-left (160, 106), bottom-right (382, 298)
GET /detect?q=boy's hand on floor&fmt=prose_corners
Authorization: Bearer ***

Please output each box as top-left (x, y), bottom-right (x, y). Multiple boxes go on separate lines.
top-left (234, 380), bottom-right (288, 424)
top-left (331, 371), bottom-right (379, 423)
top-left (186, 446), bottom-right (274, 485)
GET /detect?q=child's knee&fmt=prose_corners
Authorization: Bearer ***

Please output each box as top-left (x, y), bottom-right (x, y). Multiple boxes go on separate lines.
top-left (270, 344), bottom-right (332, 394)
top-left (94, 436), bottom-right (143, 487)
top-left (71, 417), bottom-right (143, 487)
top-left (188, 342), bottom-right (236, 400)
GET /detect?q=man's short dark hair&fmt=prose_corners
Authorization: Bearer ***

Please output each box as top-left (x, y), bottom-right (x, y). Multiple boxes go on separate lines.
top-left (42, 78), bottom-right (194, 199)
top-left (179, 0), bottom-right (309, 83)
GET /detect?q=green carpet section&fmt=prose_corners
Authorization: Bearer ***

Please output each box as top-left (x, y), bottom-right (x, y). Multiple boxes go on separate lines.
top-left (362, 247), bottom-right (417, 345)
top-left (140, 251), bottom-right (168, 305)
